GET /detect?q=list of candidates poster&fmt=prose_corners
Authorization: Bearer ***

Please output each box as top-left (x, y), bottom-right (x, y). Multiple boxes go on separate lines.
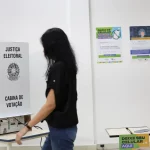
top-left (0, 42), bottom-right (31, 118)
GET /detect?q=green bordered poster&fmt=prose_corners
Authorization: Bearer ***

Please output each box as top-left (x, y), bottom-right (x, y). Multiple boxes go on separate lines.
top-left (119, 134), bottom-right (149, 150)
top-left (96, 27), bottom-right (122, 63)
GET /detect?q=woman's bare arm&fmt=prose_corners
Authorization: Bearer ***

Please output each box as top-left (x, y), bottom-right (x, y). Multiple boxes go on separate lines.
top-left (28, 89), bottom-right (56, 127)
top-left (16, 89), bottom-right (56, 144)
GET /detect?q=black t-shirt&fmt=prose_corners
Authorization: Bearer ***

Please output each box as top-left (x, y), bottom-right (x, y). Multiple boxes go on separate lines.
top-left (44, 61), bottom-right (78, 128)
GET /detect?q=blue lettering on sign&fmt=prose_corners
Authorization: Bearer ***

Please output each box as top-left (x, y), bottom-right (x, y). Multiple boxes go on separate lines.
top-left (121, 144), bottom-right (134, 148)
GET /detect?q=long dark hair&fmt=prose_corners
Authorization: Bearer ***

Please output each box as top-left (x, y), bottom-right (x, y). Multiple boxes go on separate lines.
top-left (41, 28), bottom-right (78, 79)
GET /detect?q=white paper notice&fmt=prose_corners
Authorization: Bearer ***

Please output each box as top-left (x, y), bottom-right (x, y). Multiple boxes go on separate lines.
top-left (130, 26), bottom-right (150, 61)
top-left (96, 27), bottom-right (122, 63)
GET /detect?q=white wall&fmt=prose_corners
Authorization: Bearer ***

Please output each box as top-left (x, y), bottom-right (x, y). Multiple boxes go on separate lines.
top-left (90, 0), bottom-right (150, 144)
top-left (69, 0), bottom-right (94, 145)
top-left (0, 0), bottom-right (94, 146)
top-left (0, 0), bottom-right (67, 146)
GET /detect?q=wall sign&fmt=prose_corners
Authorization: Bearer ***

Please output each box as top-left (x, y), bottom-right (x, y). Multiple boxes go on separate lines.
top-left (130, 26), bottom-right (150, 61)
top-left (0, 42), bottom-right (31, 118)
top-left (96, 27), bottom-right (122, 63)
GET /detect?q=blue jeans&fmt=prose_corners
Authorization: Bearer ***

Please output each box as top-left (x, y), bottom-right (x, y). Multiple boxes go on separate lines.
top-left (42, 126), bottom-right (77, 150)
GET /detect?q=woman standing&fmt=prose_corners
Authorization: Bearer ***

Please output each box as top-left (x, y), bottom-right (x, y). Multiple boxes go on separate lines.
top-left (15, 28), bottom-right (78, 150)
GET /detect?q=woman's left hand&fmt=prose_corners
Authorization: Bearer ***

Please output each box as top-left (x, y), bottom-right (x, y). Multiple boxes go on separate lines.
top-left (15, 127), bottom-right (29, 145)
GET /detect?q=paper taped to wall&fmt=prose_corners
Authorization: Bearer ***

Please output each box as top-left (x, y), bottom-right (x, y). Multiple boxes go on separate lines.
top-left (96, 27), bottom-right (122, 63)
top-left (130, 26), bottom-right (150, 61)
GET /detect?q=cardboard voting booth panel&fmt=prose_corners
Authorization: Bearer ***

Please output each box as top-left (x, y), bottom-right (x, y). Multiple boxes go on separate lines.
top-left (0, 42), bottom-right (31, 118)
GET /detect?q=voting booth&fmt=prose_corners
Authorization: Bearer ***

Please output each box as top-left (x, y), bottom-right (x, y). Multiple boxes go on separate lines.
top-left (0, 42), bottom-right (31, 134)
top-left (0, 42), bottom-right (31, 118)
top-left (0, 43), bottom-right (49, 150)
